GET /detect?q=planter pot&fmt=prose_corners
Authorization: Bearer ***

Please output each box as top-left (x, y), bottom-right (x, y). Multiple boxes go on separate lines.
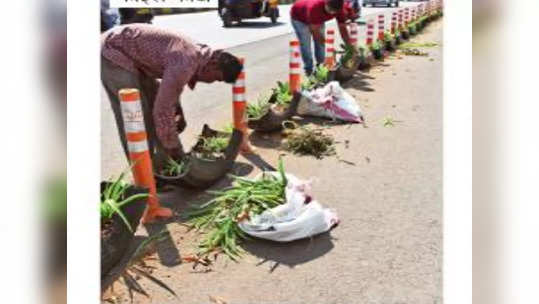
top-left (372, 48), bottom-right (383, 60)
top-left (101, 183), bottom-right (148, 277)
top-left (358, 57), bottom-right (370, 70)
top-left (335, 57), bottom-right (359, 82)
top-left (401, 30), bottom-right (410, 40)
top-left (384, 40), bottom-right (396, 52)
top-left (335, 65), bottom-right (356, 82)
top-left (154, 125), bottom-right (243, 189)
top-left (247, 92), bottom-right (301, 132)
top-left (394, 35), bottom-right (402, 45)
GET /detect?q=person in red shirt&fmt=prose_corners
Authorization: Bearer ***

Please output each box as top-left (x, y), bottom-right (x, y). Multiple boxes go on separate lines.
top-left (290, 0), bottom-right (353, 75)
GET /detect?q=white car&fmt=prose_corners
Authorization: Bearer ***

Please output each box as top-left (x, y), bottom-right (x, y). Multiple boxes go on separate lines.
top-left (362, 0), bottom-right (399, 7)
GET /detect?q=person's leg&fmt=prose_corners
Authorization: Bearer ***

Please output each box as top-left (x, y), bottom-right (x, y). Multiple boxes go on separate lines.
top-left (101, 57), bottom-right (142, 160)
top-left (314, 23), bottom-right (326, 68)
top-left (138, 75), bottom-right (178, 167)
top-left (291, 19), bottom-right (314, 75)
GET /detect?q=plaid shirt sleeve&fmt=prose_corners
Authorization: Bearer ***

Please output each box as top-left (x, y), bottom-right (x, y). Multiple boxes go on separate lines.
top-left (152, 60), bottom-right (197, 150)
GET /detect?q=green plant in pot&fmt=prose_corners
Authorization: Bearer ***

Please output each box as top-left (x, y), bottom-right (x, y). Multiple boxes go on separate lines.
top-left (408, 22), bottom-right (417, 35)
top-left (301, 65), bottom-right (330, 91)
top-left (272, 81), bottom-right (293, 108)
top-left (369, 41), bottom-right (383, 60)
top-left (357, 45), bottom-right (370, 69)
top-left (160, 157), bottom-right (189, 177)
top-left (247, 93), bottom-right (272, 121)
top-left (383, 30), bottom-right (394, 51)
top-left (337, 43), bottom-right (358, 70)
top-left (101, 171), bottom-right (149, 233)
top-left (394, 29), bottom-right (402, 44)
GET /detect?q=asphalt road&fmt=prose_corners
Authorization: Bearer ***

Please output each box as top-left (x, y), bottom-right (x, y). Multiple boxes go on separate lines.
top-left (102, 2), bottom-right (424, 177)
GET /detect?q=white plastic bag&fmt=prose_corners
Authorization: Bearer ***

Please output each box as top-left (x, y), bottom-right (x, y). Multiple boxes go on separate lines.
top-left (238, 172), bottom-right (339, 242)
top-left (297, 81), bottom-right (364, 123)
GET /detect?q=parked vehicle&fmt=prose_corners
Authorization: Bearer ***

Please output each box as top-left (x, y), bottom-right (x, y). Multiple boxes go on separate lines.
top-left (362, 0), bottom-right (399, 7)
top-left (218, 0), bottom-right (279, 27)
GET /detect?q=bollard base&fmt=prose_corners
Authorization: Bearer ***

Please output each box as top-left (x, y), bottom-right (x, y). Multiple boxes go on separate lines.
top-left (141, 206), bottom-right (173, 224)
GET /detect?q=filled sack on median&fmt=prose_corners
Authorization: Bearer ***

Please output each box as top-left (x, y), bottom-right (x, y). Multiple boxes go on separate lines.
top-left (238, 172), bottom-right (339, 242)
top-left (297, 81), bottom-right (364, 123)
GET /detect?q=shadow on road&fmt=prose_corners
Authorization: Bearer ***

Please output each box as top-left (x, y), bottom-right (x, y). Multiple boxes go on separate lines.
top-left (341, 71), bottom-right (376, 92)
top-left (242, 232), bottom-right (336, 272)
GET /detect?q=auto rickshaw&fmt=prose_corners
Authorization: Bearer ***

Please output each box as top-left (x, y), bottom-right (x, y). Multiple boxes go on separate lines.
top-left (218, 0), bottom-right (280, 27)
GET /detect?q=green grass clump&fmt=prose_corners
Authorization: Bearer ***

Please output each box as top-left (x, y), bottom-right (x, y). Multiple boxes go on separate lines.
top-left (186, 159), bottom-right (288, 260)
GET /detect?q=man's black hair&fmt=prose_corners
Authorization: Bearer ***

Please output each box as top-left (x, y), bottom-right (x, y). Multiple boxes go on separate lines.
top-left (327, 0), bottom-right (344, 11)
top-left (218, 52), bottom-right (243, 83)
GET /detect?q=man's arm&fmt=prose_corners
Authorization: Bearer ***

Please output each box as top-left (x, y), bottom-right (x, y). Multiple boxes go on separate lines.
top-left (152, 64), bottom-right (196, 159)
top-left (338, 22), bottom-right (352, 46)
top-left (309, 24), bottom-right (325, 45)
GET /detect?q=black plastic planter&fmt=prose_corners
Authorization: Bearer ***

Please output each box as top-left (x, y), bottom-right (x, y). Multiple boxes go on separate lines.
top-left (334, 57), bottom-right (359, 82)
top-left (154, 125), bottom-right (243, 189)
top-left (247, 92), bottom-right (301, 132)
top-left (372, 48), bottom-right (383, 60)
top-left (384, 40), bottom-right (395, 52)
top-left (101, 183), bottom-right (148, 277)
top-left (402, 30), bottom-right (410, 40)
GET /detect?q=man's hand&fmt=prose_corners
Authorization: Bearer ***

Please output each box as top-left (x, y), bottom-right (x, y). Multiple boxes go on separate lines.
top-left (309, 24), bottom-right (325, 45)
top-left (166, 146), bottom-right (185, 161)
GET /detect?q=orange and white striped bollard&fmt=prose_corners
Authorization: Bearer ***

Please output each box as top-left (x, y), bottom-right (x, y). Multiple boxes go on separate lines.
top-left (398, 9), bottom-right (404, 31)
top-left (324, 29), bottom-right (336, 68)
top-left (391, 12), bottom-right (397, 34)
top-left (377, 14), bottom-right (385, 41)
top-left (349, 22), bottom-right (358, 47)
top-left (404, 7), bottom-right (410, 26)
top-left (232, 58), bottom-right (254, 154)
top-left (366, 18), bottom-right (374, 46)
top-left (289, 40), bottom-right (302, 93)
top-left (119, 88), bottom-right (173, 224)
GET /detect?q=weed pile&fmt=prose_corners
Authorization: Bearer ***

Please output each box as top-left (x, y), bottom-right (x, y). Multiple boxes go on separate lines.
top-left (282, 124), bottom-right (336, 159)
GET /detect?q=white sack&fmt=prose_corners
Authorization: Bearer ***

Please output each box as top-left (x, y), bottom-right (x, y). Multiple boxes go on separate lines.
top-left (297, 81), bottom-right (364, 123)
top-left (238, 172), bottom-right (339, 242)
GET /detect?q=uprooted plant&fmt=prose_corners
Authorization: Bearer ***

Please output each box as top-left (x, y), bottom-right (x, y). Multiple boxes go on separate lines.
top-left (185, 159), bottom-right (288, 260)
top-left (101, 171), bottom-right (150, 233)
top-left (282, 122), bottom-right (336, 159)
